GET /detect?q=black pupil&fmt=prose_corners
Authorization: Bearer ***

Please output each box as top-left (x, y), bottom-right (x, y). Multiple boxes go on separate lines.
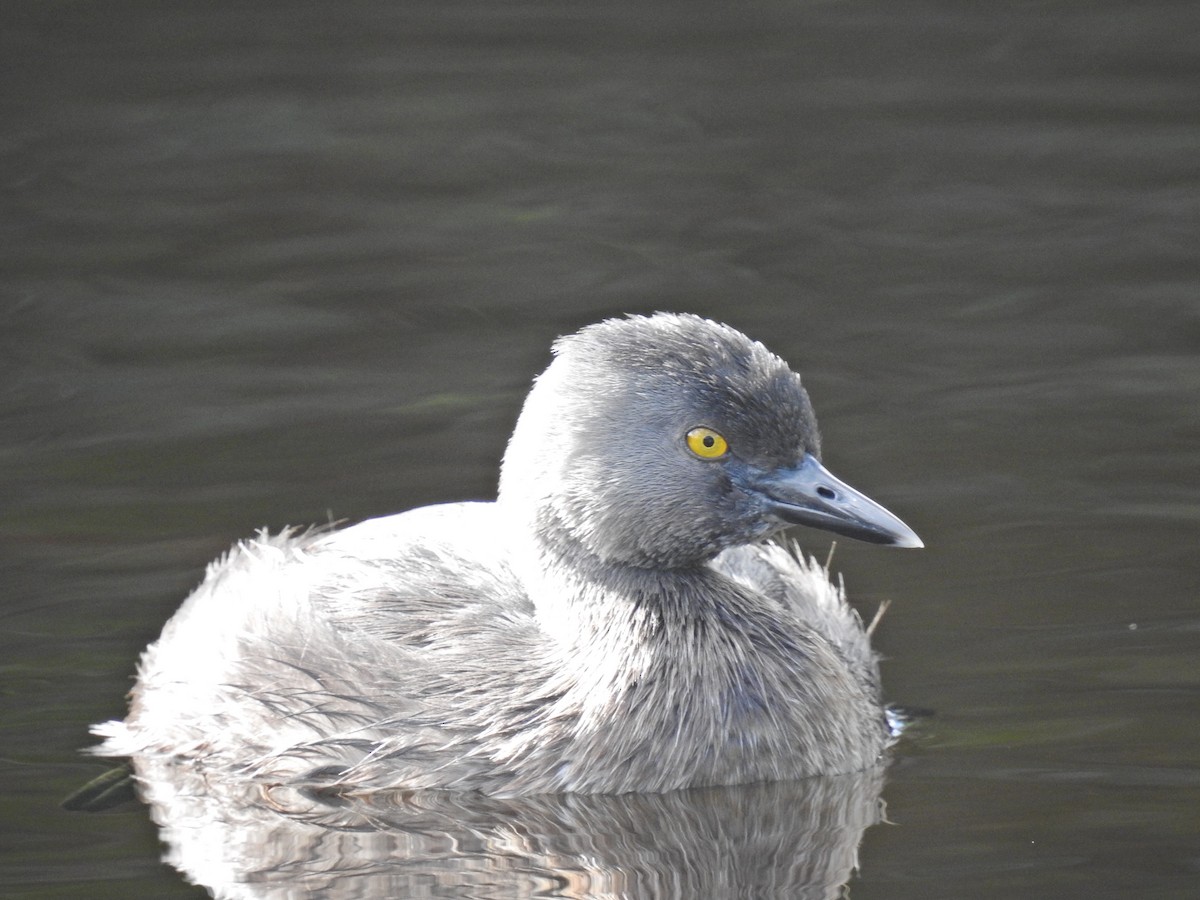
top-left (703, 435), bottom-right (715, 448)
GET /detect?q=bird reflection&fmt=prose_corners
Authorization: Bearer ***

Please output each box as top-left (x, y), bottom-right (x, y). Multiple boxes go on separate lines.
top-left (129, 753), bottom-right (886, 899)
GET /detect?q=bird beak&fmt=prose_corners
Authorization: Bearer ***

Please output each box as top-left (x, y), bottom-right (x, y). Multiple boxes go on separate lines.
top-left (747, 455), bottom-right (923, 548)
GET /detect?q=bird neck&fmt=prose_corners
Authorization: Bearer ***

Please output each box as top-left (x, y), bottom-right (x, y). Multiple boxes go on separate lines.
top-left (509, 505), bottom-right (738, 656)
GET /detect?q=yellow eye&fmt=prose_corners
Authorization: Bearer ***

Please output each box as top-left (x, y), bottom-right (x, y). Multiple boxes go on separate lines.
top-left (685, 426), bottom-right (729, 460)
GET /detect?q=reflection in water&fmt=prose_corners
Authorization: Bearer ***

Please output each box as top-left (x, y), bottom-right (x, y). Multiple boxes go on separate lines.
top-left (129, 753), bottom-right (885, 898)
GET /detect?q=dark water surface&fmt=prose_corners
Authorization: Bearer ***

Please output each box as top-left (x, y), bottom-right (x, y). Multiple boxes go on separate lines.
top-left (4, 0), bottom-right (1198, 897)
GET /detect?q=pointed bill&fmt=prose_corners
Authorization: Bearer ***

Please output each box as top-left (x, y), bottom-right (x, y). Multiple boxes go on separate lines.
top-left (749, 455), bottom-right (923, 548)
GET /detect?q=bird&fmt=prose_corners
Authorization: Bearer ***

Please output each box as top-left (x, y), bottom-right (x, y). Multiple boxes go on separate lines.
top-left (92, 312), bottom-right (921, 797)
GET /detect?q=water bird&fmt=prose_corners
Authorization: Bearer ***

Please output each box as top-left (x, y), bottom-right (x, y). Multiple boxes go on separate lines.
top-left (93, 313), bottom-right (921, 796)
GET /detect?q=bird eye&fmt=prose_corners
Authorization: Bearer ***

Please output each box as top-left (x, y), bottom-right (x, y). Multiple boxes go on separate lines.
top-left (685, 426), bottom-right (729, 460)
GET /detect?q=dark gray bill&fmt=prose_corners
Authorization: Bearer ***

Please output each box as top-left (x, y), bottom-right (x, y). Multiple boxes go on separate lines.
top-left (748, 455), bottom-right (923, 548)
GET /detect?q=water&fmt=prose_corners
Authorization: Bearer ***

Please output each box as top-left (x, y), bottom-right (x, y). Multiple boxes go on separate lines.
top-left (4, 0), bottom-right (1198, 896)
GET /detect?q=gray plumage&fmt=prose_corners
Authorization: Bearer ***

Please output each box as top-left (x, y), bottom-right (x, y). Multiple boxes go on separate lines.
top-left (94, 313), bottom-right (920, 796)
